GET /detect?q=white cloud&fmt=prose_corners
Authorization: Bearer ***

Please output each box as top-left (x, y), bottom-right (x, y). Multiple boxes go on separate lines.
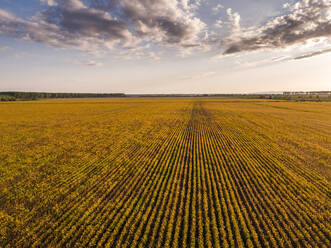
top-left (226, 8), bottom-right (240, 34)
top-left (40, 0), bottom-right (57, 6)
top-left (70, 59), bottom-right (104, 66)
top-left (212, 3), bottom-right (224, 14)
top-left (214, 18), bottom-right (223, 28)
top-left (181, 71), bottom-right (217, 80)
top-left (0, 0), bottom-right (207, 56)
top-left (294, 48), bottom-right (331, 60)
top-left (0, 46), bottom-right (10, 51)
top-left (1, 0), bottom-right (330, 62)
top-left (86, 60), bottom-right (103, 66)
top-left (147, 52), bottom-right (161, 61)
top-left (223, 0), bottom-right (331, 54)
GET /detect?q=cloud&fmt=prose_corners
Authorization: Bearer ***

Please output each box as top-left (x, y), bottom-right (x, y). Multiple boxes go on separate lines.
top-left (181, 71), bottom-right (216, 80)
top-left (40, 0), bottom-right (57, 6)
top-left (71, 59), bottom-right (103, 66)
top-left (0, 8), bottom-right (111, 54)
top-left (226, 8), bottom-right (240, 33)
top-left (223, 0), bottom-right (331, 55)
top-left (212, 3), bottom-right (224, 14)
top-left (0, 0), bottom-right (206, 55)
top-left (1, 0), bottom-right (329, 62)
top-left (147, 52), bottom-right (161, 61)
top-left (112, 0), bottom-right (206, 45)
top-left (0, 46), bottom-right (10, 51)
top-left (293, 48), bottom-right (331, 60)
top-left (214, 18), bottom-right (223, 28)
top-left (86, 60), bottom-right (103, 66)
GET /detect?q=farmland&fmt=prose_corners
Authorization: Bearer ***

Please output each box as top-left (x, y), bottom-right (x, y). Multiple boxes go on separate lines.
top-left (0, 98), bottom-right (330, 247)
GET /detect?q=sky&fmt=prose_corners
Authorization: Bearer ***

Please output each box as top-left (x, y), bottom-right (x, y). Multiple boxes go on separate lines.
top-left (0, 0), bottom-right (330, 94)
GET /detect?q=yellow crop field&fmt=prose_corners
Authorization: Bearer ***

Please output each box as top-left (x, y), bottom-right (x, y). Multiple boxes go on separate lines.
top-left (0, 98), bottom-right (330, 247)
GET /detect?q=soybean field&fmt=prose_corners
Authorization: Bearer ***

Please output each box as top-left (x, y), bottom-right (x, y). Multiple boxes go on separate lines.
top-left (0, 98), bottom-right (330, 247)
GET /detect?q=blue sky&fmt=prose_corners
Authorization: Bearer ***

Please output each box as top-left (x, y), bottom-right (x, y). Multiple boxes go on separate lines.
top-left (0, 0), bottom-right (330, 93)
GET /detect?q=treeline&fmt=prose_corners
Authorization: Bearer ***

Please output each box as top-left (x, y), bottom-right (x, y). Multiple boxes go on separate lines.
top-left (0, 92), bottom-right (125, 101)
top-left (2, 92), bottom-right (329, 102)
top-left (0, 95), bottom-right (16, 101)
top-left (260, 94), bottom-right (331, 102)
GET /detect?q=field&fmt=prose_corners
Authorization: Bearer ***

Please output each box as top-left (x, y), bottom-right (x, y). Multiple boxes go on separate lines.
top-left (0, 98), bottom-right (330, 247)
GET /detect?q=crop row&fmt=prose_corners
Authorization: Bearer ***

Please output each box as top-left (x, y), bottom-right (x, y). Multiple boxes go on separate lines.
top-left (2, 100), bottom-right (330, 248)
